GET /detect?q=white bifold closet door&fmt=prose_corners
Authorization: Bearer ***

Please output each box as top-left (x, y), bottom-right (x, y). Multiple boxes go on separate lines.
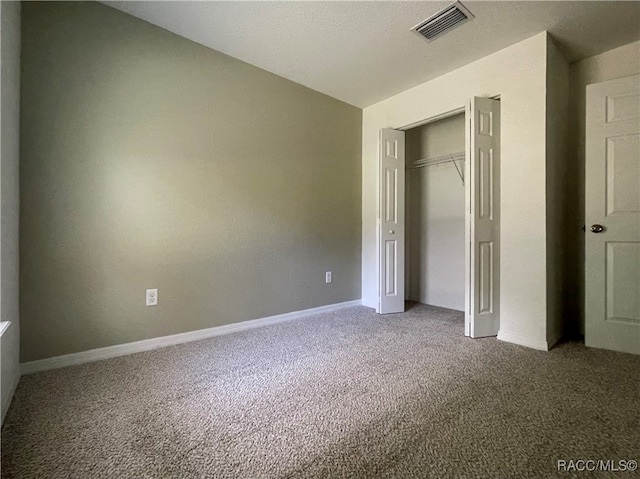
top-left (378, 128), bottom-right (405, 314)
top-left (465, 97), bottom-right (501, 337)
top-left (378, 98), bottom-right (500, 333)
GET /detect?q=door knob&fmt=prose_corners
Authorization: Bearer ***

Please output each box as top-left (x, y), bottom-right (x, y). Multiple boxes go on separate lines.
top-left (389, 230), bottom-right (395, 234)
top-left (590, 224), bottom-right (605, 233)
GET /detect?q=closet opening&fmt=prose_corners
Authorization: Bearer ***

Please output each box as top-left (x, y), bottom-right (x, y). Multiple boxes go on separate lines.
top-left (405, 113), bottom-right (466, 314)
top-left (377, 97), bottom-right (500, 338)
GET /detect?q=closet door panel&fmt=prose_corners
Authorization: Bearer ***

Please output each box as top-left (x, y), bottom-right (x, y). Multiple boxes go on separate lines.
top-left (378, 128), bottom-right (405, 314)
top-left (466, 97), bottom-right (500, 338)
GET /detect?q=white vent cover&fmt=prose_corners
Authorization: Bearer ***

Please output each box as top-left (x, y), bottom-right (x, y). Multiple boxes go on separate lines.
top-left (411, 2), bottom-right (474, 42)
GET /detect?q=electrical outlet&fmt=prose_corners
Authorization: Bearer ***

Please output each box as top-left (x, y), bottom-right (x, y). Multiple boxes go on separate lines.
top-left (325, 272), bottom-right (332, 284)
top-left (146, 288), bottom-right (158, 306)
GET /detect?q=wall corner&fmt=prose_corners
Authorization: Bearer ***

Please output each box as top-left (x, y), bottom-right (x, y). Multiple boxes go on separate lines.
top-left (544, 33), bottom-right (572, 347)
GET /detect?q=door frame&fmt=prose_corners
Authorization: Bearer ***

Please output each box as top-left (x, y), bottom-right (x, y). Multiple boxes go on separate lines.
top-left (378, 97), bottom-right (500, 336)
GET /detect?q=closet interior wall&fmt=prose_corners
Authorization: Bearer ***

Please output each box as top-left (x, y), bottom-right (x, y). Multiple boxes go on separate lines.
top-left (405, 113), bottom-right (466, 311)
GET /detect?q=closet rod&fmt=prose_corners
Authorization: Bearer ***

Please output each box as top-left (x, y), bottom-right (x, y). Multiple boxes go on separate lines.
top-left (409, 151), bottom-right (465, 169)
top-left (408, 151), bottom-right (465, 184)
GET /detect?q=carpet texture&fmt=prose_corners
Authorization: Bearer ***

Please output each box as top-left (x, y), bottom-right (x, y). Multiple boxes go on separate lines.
top-left (2, 304), bottom-right (639, 478)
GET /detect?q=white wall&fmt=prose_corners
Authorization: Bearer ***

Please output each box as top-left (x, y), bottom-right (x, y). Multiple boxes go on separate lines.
top-left (406, 114), bottom-right (465, 311)
top-left (363, 32), bottom-right (551, 350)
top-left (568, 40), bottom-right (640, 335)
top-left (0, 0), bottom-right (21, 423)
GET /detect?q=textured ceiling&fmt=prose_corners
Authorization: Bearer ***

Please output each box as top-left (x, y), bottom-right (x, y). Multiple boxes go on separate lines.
top-left (102, 1), bottom-right (640, 107)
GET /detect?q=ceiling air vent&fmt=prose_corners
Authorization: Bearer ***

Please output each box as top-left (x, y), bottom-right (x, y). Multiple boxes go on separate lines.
top-left (411, 1), bottom-right (474, 42)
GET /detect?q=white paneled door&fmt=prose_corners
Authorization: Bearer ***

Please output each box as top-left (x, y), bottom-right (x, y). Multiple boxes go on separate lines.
top-left (465, 97), bottom-right (501, 338)
top-left (585, 74), bottom-right (640, 355)
top-left (378, 129), bottom-right (405, 314)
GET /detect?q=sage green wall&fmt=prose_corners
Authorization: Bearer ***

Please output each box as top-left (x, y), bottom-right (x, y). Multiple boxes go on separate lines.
top-left (20, 2), bottom-right (362, 362)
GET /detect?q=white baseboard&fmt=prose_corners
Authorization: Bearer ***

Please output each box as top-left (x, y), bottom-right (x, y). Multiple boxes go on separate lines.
top-left (21, 299), bottom-right (362, 375)
top-left (497, 330), bottom-right (550, 351)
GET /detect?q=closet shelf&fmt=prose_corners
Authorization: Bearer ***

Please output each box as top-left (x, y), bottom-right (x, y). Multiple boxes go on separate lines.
top-left (409, 151), bottom-right (465, 184)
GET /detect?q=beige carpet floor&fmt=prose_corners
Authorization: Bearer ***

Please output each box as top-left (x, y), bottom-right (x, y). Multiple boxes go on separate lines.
top-left (2, 304), bottom-right (639, 478)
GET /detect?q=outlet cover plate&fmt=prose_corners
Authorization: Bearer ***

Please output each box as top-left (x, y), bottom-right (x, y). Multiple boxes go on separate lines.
top-left (146, 288), bottom-right (158, 306)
